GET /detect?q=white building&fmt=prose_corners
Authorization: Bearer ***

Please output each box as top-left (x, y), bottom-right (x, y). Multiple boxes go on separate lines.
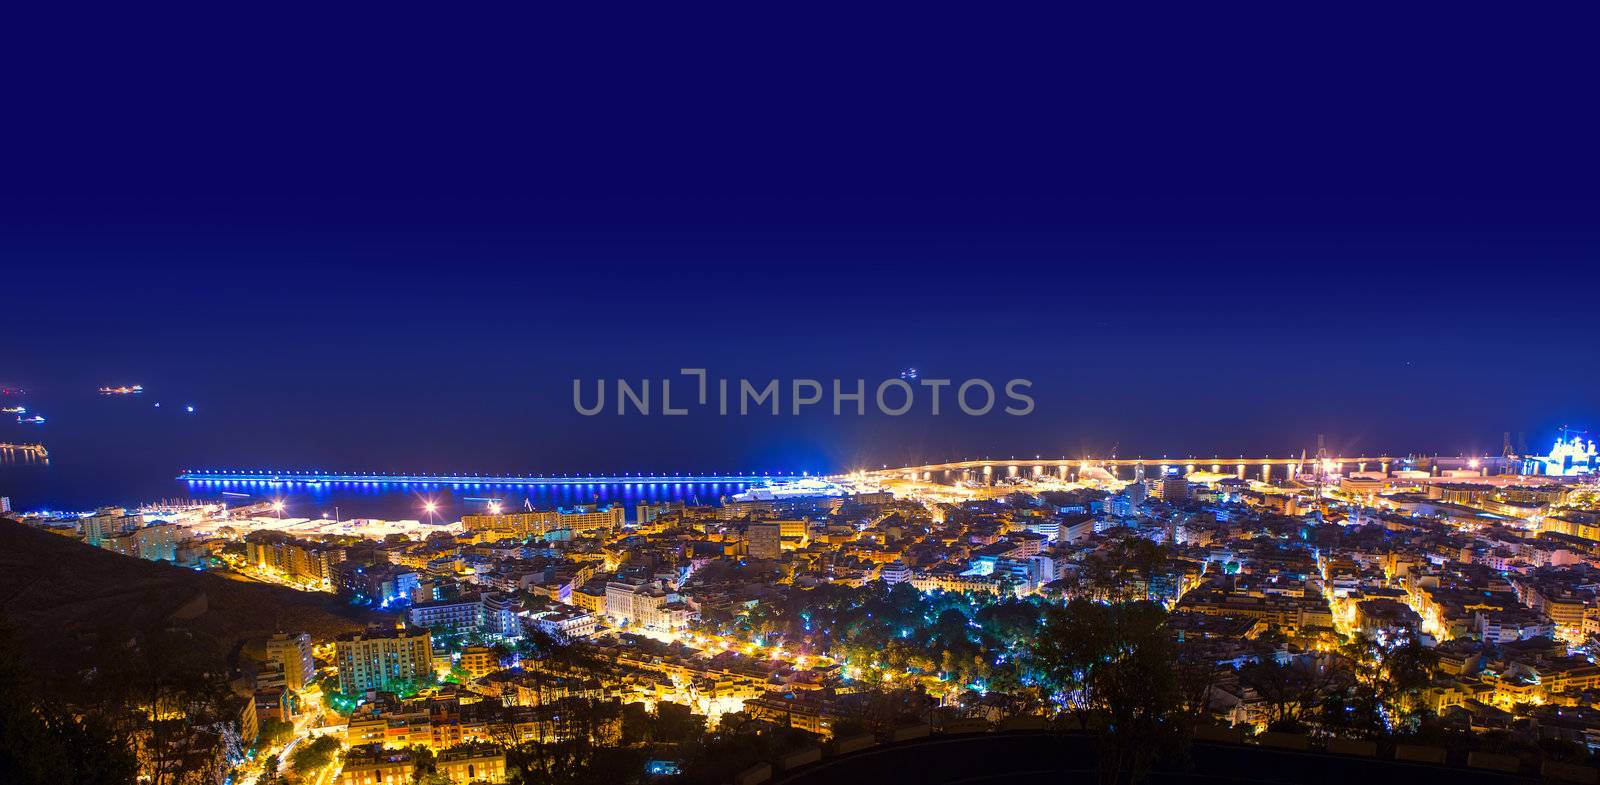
top-left (408, 598), bottom-right (482, 635)
top-left (879, 561), bottom-right (911, 584)
top-left (605, 579), bottom-right (695, 631)
top-left (523, 606), bottom-right (598, 642)
top-left (481, 592), bottom-right (523, 640)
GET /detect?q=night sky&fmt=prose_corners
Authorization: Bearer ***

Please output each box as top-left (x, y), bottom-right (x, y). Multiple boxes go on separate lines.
top-left (3, 9), bottom-right (1597, 507)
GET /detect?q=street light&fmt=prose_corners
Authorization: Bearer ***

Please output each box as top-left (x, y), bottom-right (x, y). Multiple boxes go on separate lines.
top-left (272, 499), bottom-right (286, 518)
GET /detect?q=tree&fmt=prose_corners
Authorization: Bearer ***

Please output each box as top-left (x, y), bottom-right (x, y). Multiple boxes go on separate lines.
top-left (1376, 637), bottom-right (1437, 718)
top-left (1031, 600), bottom-right (1186, 784)
top-left (1173, 648), bottom-right (1220, 721)
top-left (485, 697), bottom-right (620, 785)
top-left (96, 627), bottom-right (233, 785)
top-left (1237, 658), bottom-right (1320, 729)
top-left (256, 717), bottom-right (294, 749)
top-left (1090, 601), bottom-right (1182, 785)
top-left (409, 744), bottom-right (437, 783)
top-left (0, 619), bottom-right (138, 785)
top-left (290, 734), bottom-right (342, 776)
top-left (1030, 599), bottom-right (1116, 729)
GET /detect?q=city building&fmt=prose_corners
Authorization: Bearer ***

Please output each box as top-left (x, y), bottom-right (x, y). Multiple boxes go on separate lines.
top-left (460, 505), bottom-right (624, 540)
top-left (605, 579), bottom-right (694, 631)
top-left (747, 520), bottom-right (783, 559)
top-left (879, 561), bottom-right (911, 584)
top-left (524, 605), bottom-right (598, 641)
top-left (246, 531), bottom-right (344, 590)
top-left (333, 561), bottom-right (420, 603)
top-left (335, 745), bottom-right (415, 785)
top-left (459, 645), bottom-right (500, 679)
top-left (1158, 473), bottom-right (1190, 503)
top-left (480, 592), bottom-right (523, 640)
top-left (79, 507), bottom-right (138, 547)
top-left (264, 632), bottom-right (316, 692)
top-left (334, 626), bottom-right (435, 694)
top-left (636, 500), bottom-right (679, 527)
top-left (100, 521), bottom-right (185, 562)
top-left (437, 745), bottom-right (507, 784)
top-left (409, 597), bottom-right (483, 635)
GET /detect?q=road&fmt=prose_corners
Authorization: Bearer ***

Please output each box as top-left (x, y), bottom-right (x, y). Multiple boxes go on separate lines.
top-left (242, 703), bottom-right (333, 785)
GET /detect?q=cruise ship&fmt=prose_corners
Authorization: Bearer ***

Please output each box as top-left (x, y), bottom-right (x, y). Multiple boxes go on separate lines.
top-left (731, 477), bottom-right (844, 502)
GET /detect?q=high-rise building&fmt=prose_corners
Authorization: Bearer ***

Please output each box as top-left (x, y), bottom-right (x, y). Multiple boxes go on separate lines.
top-left (747, 520), bottom-right (783, 559)
top-left (0, 496), bottom-right (10, 514)
top-left (265, 632), bottom-right (316, 692)
top-left (1125, 481), bottom-right (1147, 506)
top-left (1158, 473), bottom-right (1190, 503)
top-left (100, 521), bottom-right (185, 562)
top-left (635, 501), bottom-right (679, 527)
top-left (461, 505), bottom-right (625, 540)
top-left (334, 626), bottom-right (434, 694)
top-left (79, 507), bottom-right (138, 547)
top-left (480, 592), bottom-right (523, 640)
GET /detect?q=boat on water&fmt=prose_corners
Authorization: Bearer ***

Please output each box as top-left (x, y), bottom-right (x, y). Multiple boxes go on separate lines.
top-left (731, 477), bottom-right (844, 502)
top-left (99, 384), bottom-right (144, 395)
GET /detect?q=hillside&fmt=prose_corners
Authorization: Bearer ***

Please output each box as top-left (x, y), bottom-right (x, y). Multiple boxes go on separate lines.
top-left (0, 518), bottom-right (385, 678)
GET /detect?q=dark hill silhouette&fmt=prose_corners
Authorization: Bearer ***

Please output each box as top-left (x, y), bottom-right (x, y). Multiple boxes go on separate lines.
top-left (0, 518), bottom-right (384, 679)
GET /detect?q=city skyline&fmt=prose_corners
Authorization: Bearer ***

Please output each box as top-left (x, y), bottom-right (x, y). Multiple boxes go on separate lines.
top-left (5, 7), bottom-right (1600, 784)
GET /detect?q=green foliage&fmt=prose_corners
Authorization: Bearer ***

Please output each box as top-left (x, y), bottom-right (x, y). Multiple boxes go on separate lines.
top-left (389, 671), bottom-right (442, 699)
top-left (729, 581), bottom-right (1047, 694)
top-left (256, 717), bottom-right (294, 748)
top-left (290, 733), bottom-right (342, 774)
top-left (408, 744), bottom-right (438, 783)
top-left (1091, 602), bottom-right (1183, 783)
top-left (1027, 599), bottom-right (1188, 784)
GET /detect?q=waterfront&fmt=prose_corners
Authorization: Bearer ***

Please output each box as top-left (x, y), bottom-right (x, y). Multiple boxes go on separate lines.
top-left (1, 455), bottom-right (756, 519)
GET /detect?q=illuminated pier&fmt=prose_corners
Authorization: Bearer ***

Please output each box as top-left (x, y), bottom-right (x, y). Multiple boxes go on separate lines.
top-left (0, 443), bottom-right (48, 459)
top-left (178, 469), bottom-right (792, 485)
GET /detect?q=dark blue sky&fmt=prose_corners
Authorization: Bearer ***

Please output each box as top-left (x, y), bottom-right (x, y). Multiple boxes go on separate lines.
top-left (3, 8), bottom-right (1598, 501)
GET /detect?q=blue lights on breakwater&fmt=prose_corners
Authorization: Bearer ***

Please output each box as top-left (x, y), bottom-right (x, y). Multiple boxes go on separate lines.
top-left (177, 470), bottom-right (800, 485)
